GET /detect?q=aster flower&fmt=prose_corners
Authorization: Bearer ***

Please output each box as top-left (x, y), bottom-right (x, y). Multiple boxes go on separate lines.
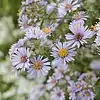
top-left (25, 26), bottom-right (47, 39)
top-left (11, 47), bottom-right (30, 71)
top-left (68, 72), bottom-right (96, 100)
top-left (73, 11), bottom-right (88, 23)
top-left (27, 55), bottom-right (51, 77)
top-left (58, 0), bottom-right (80, 17)
top-left (9, 38), bottom-right (27, 55)
top-left (42, 23), bottom-right (58, 36)
top-left (66, 21), bottom-right (94, 48)
top-left (82, 89), bottom-right (95, 100)
top-left (78, 72), bottom-right (98, 86)
top-left (18, 14), bottom-right (32, 31)
top-left (68, 80), bottom-right (87, 93)
top-left (51, 87), bottom-right (65, 100)
top-left (51, 42), bottom-right (75, 67)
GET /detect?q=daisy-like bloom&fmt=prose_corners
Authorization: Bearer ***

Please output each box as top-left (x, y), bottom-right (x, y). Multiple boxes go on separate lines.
top-left (73, 11), bottom-right (88, 23)
top-left (65, 21), bottom-right (95, 48)
top-left (68, 73), bottom-right (96, 100)
top-left (11, 47), bottom-right (30, 71)
top-left (25, 26), bottom-right (47, 39)
top-left (78, 73), bottom-right (98, 86)
top-left (51, 42), bottom-right (75, 67)
top-left (68, 80), bottom-right (87, 93)
top-left (51, 87), bottom-right (65, 100)
top-left (42, 23), bottom-right (58, 36)
top-left (9, 37), bottom-right (28, 55)
top-left (18, 14), bottom-right (32, 31)
top-left (82, 89), bottom-right (95, 100)
top-left (58, 0), bottom-right (80, 17)
top-left (69, 89), bottom-right (95, 100)
top-left (27, 55), bottom-right (51, 77)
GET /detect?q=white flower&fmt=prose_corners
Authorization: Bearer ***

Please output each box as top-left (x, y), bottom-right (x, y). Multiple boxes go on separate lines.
top-left (42, 23), bottom-right (58, 35)
top-left (68, 80), bottom-right (87, 93)
top-left (9, 38), bottom-right (27, 55)
top-left (81, 89), bottom-right (95, 100)
top-left (58, 0), bottom-right (80, 17)
top-left (68, 73), bottom-right (96, 100)
top-left (11, 47), bottom-right (31, 71)
top-left (51, 42), bottom-right (75, 67)
top-left (66, 21), bottom-right (95, 48)
top-left (18, 14), bottom-right (32, 31)
top-left (25, 26), bottom-right (47, 39)
top-left (27, 55), bottom-right (51, 77)
top-left (73, 11), bottom-right (88, 23)
top-left (51, 87), bottom-right (65, 100)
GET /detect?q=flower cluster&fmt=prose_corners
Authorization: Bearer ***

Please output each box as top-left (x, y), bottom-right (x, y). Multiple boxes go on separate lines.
top-left (9, 0), bottom-right (100, 100)
top-left (68, 73), bottom-right (96, 100)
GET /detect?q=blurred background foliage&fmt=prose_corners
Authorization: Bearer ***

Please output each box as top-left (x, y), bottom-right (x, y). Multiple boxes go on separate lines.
top-left (0, 0), bottom-right (100, 100)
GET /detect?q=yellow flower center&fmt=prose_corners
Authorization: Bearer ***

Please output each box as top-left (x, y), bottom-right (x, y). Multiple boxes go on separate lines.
top-left (43, 27), bottom-right (51, 33)
top-left (90, 25), bottom-right (96, 31)
top-left (58, 48), bottom-right (68, 57)
top-left (65, 4), bottom-right (72, 10)
top-left (33, 61), bottom-right (43, 70)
